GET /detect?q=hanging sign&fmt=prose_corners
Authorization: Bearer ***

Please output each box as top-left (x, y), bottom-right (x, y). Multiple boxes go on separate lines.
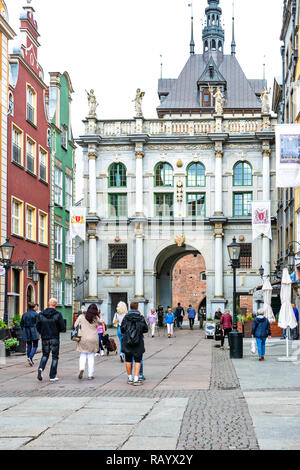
top-left (276, 124), bottom-right (300, 188)
top-left (252, 201), bottom-right (272, 241)
top-left (70, 207), bottom-right (86, 240)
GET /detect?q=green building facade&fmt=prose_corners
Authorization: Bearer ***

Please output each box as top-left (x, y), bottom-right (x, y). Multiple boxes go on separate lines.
top-left (48, 72), bottom-right (76, 329)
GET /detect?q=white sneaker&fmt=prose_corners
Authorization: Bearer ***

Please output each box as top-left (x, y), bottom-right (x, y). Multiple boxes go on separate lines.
top-left (95, 353), bottom-right (100, 357)
top-left (100, 350), bottom-right (105, 356)
top-left (50, 377), bottom-right (59, 383)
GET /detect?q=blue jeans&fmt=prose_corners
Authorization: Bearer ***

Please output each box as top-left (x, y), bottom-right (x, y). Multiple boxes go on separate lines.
top-left (255, 337), bottom-right (266, 358)
top-left (27, 340), bottom-right (39, 360)
top-left (117, 326), bottom-right (124, 357)
top-left (98, 333), bottom-right (104, 352)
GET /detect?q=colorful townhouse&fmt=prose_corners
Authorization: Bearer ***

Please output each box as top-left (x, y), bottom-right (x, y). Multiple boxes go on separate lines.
top-left (7, 2), bottom-right (50, 317)
top-left (0, 1), bottom-right (15, 316)
top-left (48, 71), bottom-right (76, 329)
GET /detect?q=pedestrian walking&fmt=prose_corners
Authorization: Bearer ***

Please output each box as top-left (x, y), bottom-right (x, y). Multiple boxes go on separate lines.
top-left (157, 305), bottom-right (164, 328)
top-left (165, 307), bottom-right (175, 338)
top-left (187, 305), bottom-right (196, 330)
top-left (251, 308), bottom-right (271, 361)
top-left (75, 303), bottom-right (101, 380)
top-left (36, 298), bottom-right (66, 382)
top-left (220, 309), bottom-right (233, 350)
top-left (148, 308), bottom-right (158, 337)
top-left (120, 301), bottom-right (148, 386)
top-left (174, 303), bottom-right (184, 329)
top-left (292, 304), bottom-right (299, 340)
top-left (95, 308), bottom-right (106, 357)
top-left (113, 301), bottom-right (128, 362)
top-left (198, 306), bottom-right (205, 330)
top-left (215, 308), bottom-right (222, 320)
top-left (20, 302), bottom-right (40, 367)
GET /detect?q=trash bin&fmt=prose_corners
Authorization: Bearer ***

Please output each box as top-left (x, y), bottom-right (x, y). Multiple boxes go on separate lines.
top-left (229, 330), bottom-right (243, 359)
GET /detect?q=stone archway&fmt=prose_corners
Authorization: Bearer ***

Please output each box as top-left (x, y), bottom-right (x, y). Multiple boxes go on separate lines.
top-left (154, 243), bottom-right (206, 311)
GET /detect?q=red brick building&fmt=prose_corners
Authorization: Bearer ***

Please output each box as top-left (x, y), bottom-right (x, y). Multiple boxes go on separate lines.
top-left (172, 254), bottom-right (207, 315)
top-left (7, 3), bottom-right (50, 317)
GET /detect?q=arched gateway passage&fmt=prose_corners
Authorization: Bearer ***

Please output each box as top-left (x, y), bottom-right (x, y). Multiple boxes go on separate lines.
top-left (154, 244), bottom-right (207, 312)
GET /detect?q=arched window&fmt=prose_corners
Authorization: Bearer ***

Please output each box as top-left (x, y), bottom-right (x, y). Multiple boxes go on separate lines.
top-left (211, 39), bottom-right (216, 50)
top-left (154, 162), bottom-right (174, 187)
top-left (187, 162), bottom-right (206, 187)
top-left (233, 161), bottom-right (252, 186)
top-left (218, 41), bottom-right (223, 51)
top-left (109, 162), bottom-right (127, 187)
top-left (204, 41), bottom-right (209, 52)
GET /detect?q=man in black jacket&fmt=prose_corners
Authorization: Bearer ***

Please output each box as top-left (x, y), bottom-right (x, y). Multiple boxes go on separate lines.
top-left (175, 303), bottom-right (184, 329)
top-left (36, 298), bottom-right (65, 382)
top-left (120, 301), bottom-right (148, 386)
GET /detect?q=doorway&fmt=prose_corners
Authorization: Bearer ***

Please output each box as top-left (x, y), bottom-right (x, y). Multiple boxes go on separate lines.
top-left (110, 293), bottom-right (128, 326)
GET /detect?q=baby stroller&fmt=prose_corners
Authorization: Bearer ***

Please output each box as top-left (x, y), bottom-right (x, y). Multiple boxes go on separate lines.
top-left (102, 334), bottom-right (118, 356)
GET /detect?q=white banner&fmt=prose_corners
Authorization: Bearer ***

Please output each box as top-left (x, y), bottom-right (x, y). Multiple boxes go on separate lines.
top-left (252, 201), bottom-right (272, 241)
top-left (276, 124), bottom-right (300, 188)
top-left (70, 207), bottom-right (86, 240)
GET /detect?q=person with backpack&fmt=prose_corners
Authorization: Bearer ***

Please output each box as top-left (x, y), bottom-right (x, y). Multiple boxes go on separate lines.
top-left (120, 301), bottom-right (148, 386)
top-left (174, 303), bottom-right (184, 329)
top-left (251, 308), bottom-right (271, 361)
top-left (36, 298), bottom-right (66, 382)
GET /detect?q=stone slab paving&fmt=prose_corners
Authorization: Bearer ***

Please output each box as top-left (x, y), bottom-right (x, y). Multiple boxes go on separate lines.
top-left (232, 339), bottom-right (300, 451)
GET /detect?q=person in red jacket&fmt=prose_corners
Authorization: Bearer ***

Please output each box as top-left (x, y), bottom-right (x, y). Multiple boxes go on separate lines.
top-left (220, 309), bottom-right (233, 350)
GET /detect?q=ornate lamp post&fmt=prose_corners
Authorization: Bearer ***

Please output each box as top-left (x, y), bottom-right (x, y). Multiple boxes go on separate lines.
top-left (0, 239), bottom-right (14, 325)
top-left (227, 237), bottom-right (243, 358)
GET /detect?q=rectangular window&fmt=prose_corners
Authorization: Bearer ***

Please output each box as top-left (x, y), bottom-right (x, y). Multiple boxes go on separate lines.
top-left (39, 211), bottom-right (48, 245)
top-left (54, 167), bottom-right (63, 206)
top-left (54, 279), bottom-right (63, 305)
top-left (108, 194), bottom-right (127, 217)
top-left (54, 224), bottom-right (63, 262)
top-left (187, 193), bottom-right (206, 217)
top-left (26, 205), bottom-right (36, 241)
top-left (26, 138), bottom-right (35, 174)
top-left (65, 281), bottom-right (72, 306)
top-left (65, 229), bottom-right (73, 263)
top-left (12, 198), bottom-right (23, 236)
top-left (109, 244), bottom-right (128, 269)
top-left (239, 244), bottom-right (252, 269)
top-left (61, 125), bottom-right (68, 149)
top-left (39, 148), bottom-right (47, 182)
top-left (233, 193), bottom-right (252, 217)
top-left (154, 193), bottom-right (174, 217)
top-left (26, 86), bottom-right (36, 125)
top-left (12, 126), bottom-right (22, 165)
top-left (65, 175), bottom-right (73, 211)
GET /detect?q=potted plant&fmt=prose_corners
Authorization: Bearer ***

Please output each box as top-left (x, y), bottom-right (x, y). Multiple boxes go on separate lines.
top-left (243, 314), bottom-right (254, 338)
top-left (10, 315), bottom-right (26, 354)
top-left (0, 319), bottom-right (8, 341)
top-left (4, 337), bottom-right (19, 356)
top-left (237, 314), bottom-right (244, 335)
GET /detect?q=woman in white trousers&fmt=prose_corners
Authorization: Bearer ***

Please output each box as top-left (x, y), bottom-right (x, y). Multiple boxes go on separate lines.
top-left (74, 304), bottom-right (101, 380)
top-left (148, 308), bottom-right (158, 337)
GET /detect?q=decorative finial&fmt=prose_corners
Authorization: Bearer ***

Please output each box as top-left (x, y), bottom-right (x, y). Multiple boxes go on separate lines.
top-left (231, 0), bottom-right (236, 55)
top-left (160, 54), bottom-right (163, 79)
top-left (188, 3), bottom-right (195, 55)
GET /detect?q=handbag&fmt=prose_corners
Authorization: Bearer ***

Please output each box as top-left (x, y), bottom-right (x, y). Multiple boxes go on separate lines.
top-left (71, 324), bottom-right (81, 342)
top-left (250, 338), bottom-right (257, 355)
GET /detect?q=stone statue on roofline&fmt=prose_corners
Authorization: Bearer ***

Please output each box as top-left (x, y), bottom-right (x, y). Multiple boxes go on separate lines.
top-left (132, 88), bottom-right (145, 118)
top-left (260, 86), bottom-right (271, 114)
top-left (85, 89), bottom-right (99, 117)
top-left (210, 86), bottom-right (224, 115)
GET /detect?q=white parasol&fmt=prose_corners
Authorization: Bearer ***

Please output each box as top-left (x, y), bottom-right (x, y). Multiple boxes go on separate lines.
top-left (262, 278), bottom-right (275, 323)
top-left (278, 268), bottom-right (297, 360)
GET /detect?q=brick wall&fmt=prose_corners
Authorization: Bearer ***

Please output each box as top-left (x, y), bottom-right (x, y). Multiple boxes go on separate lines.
top-left (172, 254), bottom-right (206, 314)
top-left (239, 295), bottom-right (253, 315)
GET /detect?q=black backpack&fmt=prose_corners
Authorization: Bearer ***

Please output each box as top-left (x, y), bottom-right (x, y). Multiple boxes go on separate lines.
top-left (127, 319), bottom-right (141, 346)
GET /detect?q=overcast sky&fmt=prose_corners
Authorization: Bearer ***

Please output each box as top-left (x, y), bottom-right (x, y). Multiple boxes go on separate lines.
top-left (6, 0), bottom-right (284, 198)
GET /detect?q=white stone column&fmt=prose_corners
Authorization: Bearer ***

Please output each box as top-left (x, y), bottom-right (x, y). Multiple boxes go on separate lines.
top-left (262, 146), bottom-right (271, 277)
top-left (135, 151), bottom-right (144, 215)
top-left (88, 150), bottom-right (97, 214)
top-left (214, 229), bottom-right (224, 298)
top-left (88, 233), bottom-right (98, 298)
top-left (135, 234), bottom-right (144, 298)
top-left (214, 150), bottom-right (223, 215)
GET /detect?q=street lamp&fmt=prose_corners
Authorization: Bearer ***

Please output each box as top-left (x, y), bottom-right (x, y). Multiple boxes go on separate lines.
top-left (227, 237), bottom-right (243, 359)
top-left (32, 269), bottom-right (39, 284)
top-left (0, 239), bottom-right (14, 325)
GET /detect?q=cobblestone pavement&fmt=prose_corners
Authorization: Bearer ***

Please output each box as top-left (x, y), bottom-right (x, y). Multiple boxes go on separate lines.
top-left (0, 326), bottom-right (260, 450)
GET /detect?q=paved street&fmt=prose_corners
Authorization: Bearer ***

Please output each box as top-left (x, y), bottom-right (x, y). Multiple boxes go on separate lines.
top-left (0, 326), bottom-right (300, 450)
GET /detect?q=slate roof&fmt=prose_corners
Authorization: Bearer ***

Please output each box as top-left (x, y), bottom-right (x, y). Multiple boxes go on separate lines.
top-left (157, 53), bottom-right (264, 116)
